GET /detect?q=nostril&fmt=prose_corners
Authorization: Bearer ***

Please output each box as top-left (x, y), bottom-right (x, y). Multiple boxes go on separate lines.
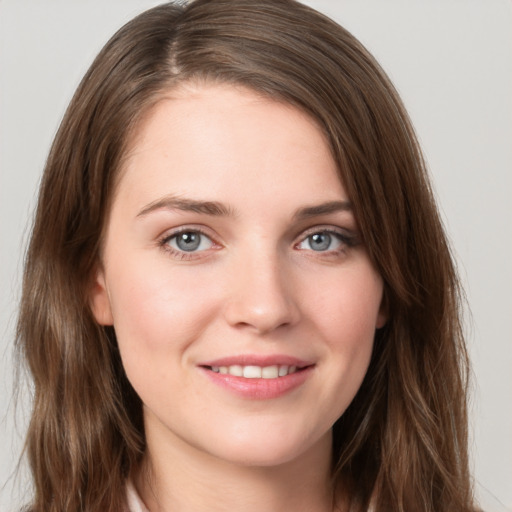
top-left (224, 297), bottom-right (299, 334)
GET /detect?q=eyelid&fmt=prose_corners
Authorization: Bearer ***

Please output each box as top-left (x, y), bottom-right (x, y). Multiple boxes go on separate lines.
top-left (297, 224), bottom-right (356, 241)
top-left (158, 223), bottom-right (219, 241)
top-left (158, 225), bottom-right (222, 260)
top-left (294, 225), bottom-right (359, 251)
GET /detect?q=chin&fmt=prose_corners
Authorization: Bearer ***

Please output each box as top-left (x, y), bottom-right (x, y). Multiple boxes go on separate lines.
top-left (202, 423), bottom-right (332, 469)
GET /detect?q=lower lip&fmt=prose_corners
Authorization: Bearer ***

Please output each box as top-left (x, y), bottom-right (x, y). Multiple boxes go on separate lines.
top-left (200, 366), bottom-right (314, 400)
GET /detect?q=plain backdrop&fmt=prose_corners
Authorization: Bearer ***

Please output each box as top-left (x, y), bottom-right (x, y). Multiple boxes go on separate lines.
top-left (1, 1), bottom-right (511, 511)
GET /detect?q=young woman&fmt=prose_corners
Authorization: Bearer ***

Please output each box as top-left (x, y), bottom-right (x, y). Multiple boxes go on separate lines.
top-left (16, 1), bottom-right (477, 510)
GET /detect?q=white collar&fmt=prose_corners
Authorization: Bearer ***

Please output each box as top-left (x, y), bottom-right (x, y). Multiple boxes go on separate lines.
top-left (126, 480), bottom-right (150, 512)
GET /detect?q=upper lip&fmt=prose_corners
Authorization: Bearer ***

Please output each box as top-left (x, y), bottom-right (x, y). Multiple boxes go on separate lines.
top-left (199, 354), bottom-right (314, 368)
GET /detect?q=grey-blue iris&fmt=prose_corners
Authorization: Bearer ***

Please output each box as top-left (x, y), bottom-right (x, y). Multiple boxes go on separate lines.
top-left (176, 232), bottom-right (201, 251)
top-left (309, 233), bottom-right (331, 251)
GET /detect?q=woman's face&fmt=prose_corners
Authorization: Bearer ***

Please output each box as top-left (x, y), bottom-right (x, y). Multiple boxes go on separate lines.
top-left (91, 84), bottom-right (386, 468)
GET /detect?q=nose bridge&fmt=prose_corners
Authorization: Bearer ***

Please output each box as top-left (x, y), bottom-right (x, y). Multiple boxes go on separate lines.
top-left (223, 240), bottom-right (299, 333)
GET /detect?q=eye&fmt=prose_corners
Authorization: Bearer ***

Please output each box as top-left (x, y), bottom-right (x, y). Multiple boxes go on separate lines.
top-left (164, 230), bottom-right (214, 253)
top-left (296, 229), bottom-right (354, 253)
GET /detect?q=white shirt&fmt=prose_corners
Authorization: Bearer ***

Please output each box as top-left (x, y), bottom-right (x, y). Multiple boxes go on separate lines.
top-left (126, 481), bottom-right (149, 512)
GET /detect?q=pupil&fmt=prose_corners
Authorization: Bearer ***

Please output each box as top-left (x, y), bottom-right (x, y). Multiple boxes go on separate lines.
top-left (177, 232), bottom-right (200, 251)
top-left (310, 233), bottom-right (330, 251)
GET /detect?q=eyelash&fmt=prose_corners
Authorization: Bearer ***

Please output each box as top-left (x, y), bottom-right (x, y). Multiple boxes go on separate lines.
top-left (158, 227), bottom-right (218, 261)
top-left (295, 227), bottom-right (358, 255)
top-left (158, 226), bottom-right (359, 261)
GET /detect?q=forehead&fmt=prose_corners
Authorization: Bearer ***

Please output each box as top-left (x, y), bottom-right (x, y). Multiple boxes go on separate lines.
top-left (126, 82), bottom-right (331, 158)
top-left (113, 83), bottom-right (346, 214)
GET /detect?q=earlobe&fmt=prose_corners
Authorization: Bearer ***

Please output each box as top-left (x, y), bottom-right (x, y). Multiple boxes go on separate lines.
top-left (376, 292), bottom-right (388, 329)
top-left (89, 268), bottom-right (114, 326)
top-left (376, 310), bottom-right (387, 329)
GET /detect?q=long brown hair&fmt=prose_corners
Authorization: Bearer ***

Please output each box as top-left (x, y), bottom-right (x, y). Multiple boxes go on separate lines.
top-left (16, 1), bottom-right (475, 510)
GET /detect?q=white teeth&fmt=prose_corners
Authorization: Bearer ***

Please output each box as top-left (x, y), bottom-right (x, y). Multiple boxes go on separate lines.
top-left (262, 365), bottom-right (279, 379)
top-left (243, 365), bottom-right (262, 378)
top-left (229, 365), bottom-right (243, 377)
top-left (209, 364), bottom-right (301, 378)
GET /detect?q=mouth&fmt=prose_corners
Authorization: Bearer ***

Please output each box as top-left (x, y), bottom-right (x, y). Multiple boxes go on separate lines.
top-left (204, 364), bottom-right (305, 379)
top-left (198, 357), bottom-right (314, 399)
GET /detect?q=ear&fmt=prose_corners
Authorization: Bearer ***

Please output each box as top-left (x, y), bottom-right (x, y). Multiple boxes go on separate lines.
top-left (89, 267), bottom-right (114, 326)
top-left (375, 292), bottom-right (388, 329)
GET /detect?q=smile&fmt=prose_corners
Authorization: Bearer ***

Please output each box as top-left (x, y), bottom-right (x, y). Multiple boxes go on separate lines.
top-left (200, 358), bottom-right (314, 399)
top-left (209, 365), bottom-right (299, 379)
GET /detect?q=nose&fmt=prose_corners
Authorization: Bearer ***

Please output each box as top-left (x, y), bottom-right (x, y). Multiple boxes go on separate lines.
top-left (223, 250), bottom-right (300, 335)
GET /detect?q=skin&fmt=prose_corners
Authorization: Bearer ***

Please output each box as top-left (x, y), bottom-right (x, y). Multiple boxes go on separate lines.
top-left (91, 83), bottom-right (386, 512)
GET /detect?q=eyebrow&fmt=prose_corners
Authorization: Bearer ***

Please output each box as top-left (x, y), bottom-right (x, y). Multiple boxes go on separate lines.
top-left (137, 195), bottom-right (351, 220)
top-left (137, 195), bottom-right (235, 218)
top-left (293, 200), bottom-right (352, 220)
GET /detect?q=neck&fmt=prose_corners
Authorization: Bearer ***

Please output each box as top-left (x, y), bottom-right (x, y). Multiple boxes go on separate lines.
top-left (135, 420), bottom-right (338, 512)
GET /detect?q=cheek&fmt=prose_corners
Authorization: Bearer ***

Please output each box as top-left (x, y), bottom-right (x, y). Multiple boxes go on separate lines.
top-left (107, 260), bottom-right (220, 358)
top-left (305, 267), bottom-right (382, 403)
top-left (106, 261), bottom-right (224, 407)
top-left (307, 267), bottom-right (384, 345)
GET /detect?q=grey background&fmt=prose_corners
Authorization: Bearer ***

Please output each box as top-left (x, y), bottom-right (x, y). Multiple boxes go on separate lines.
top-left (1, 1), bottom-right (511, 510)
